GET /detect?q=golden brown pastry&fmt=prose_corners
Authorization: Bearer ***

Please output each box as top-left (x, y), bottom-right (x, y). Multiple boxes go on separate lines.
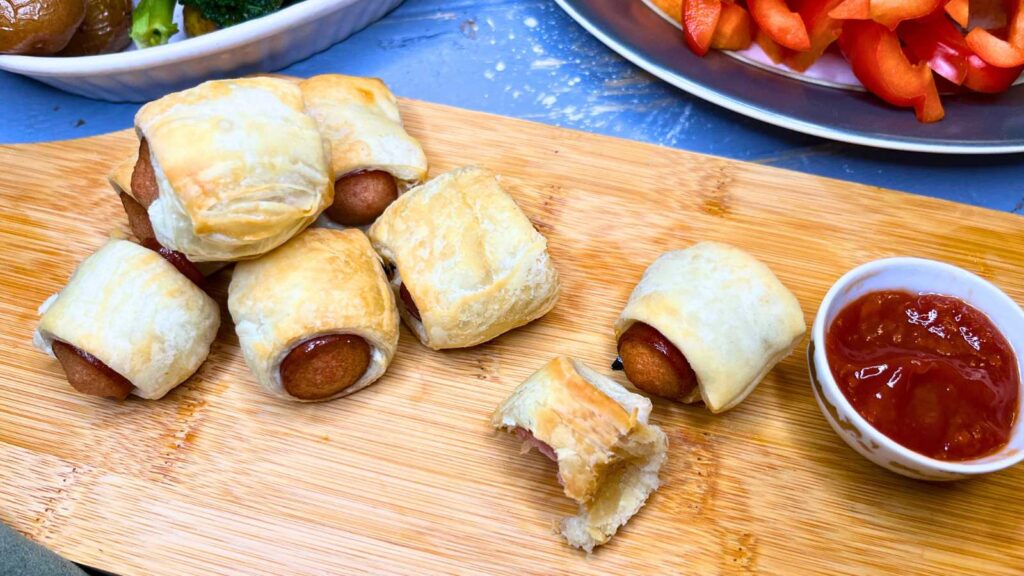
top-left (33, 239), bottom-right (220, 400)
top-left (109, 77), bottom-right (334, 263)
top-left (299, 74), bottom-right (428, 226)
top-left (368, 166), bottom-right (560, 350)
top-left (614, 241), bottom-right (805, 412)
top-left (492, 356), bottom-right (667, 552)
top-left (228, 228), bottom-right (399, 402)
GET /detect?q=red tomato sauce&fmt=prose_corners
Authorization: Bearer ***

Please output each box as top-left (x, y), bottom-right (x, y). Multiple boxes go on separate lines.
top-left (825, 290), bottom-right (1019, 461)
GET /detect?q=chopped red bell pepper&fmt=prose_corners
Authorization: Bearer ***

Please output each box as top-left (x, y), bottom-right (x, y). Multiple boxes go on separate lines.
top-left (657, 0), bottom-right (1016, 122)
top-left (711, 2), bottom-right (754, 50)
top-left (748, 0), bottom-right (812, 50)
top-left (899, 12), bottom-right (969, 84)
top-left (901, 15), bottom-right (1024, 91)
top-left (1007, 0), bottom-right (1024, 41)
top-left (966, 28), bottom-right (1024, 66)
top-left (944, 0), bottom-right (968, 27)
top-left (964, 53), bottom-right (1023, 91)
top-left (683, 0), bottom-right (723, 56)
top-left (963, 22), bottom-right (1024, 91)
top-left (756, 28), bottom-right (789, 62)
top-left (869, 0), bottom-right (944, 29)
top-left (786, 0), bottom-right (845, 71)
top-left (829, 0), bottom-right (869, 20)
top-left (839, 19), bottom-right (945, 122)
top-left (967, 0), bottom-right (1024, 67)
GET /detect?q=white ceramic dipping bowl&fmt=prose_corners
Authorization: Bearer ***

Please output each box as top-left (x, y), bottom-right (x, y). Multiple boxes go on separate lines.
top-left (809, 257), bottom-right (1024, 481)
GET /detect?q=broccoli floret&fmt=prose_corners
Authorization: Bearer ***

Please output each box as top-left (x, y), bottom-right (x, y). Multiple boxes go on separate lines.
top-left (178, 0), bottom-right (284, 29)
top-left (131, 0), bottom-right (180, 48)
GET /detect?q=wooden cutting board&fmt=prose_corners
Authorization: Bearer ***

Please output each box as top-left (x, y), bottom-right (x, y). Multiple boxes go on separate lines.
top-left (1, 100), bottom-right (1023, 576)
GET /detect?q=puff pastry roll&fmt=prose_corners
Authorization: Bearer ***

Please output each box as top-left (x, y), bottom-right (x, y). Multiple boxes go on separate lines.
top-left (228, 228), bottom-right (399, 402)
top-left (368, 166), bottom-right (560, 350)
top-left (109, 77), bottom-right (334, 263)
top-left (614, 241), bottom-right (805, 413)
top-left (299, 74), bottom-right (429, 226)
top-left (34, 239), bottom-right (220, 400)
top-left (492, 356), bottom-right (667, 552)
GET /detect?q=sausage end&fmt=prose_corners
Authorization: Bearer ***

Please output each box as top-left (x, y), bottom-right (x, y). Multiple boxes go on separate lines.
top-left (140, 239), bottom-right (205, 288)
top-left (131, 138), bottom-right (160, 207)
top-left (120, 192), bottom-right (156, 243)
top-left (326, 170), bottom-right (399, 226)
top-left (51, 341), bottom-right (133, 400)
top-left (399, 282), bottom-right (422, 322)
top-left (279, 334), bottom-right (371, 400)
top-left (617, 322), bottom-right (698, 401)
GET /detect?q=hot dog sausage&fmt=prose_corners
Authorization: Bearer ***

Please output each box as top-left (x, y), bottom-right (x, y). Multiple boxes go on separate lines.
top-left (130, 138), bottom-right (159, 207)
top-left (51, 340), bottom-right (133, 400)
top-left (141, 239), bottom-right (205, 288)
top-left (325, 170), bottom-right (398, 226)
top-left (617, 322), bottom-right (698, 401)
top-left (123, 145), bottom-right (204, 287)
top-left (124, 138), bottom-right (162, 244)
top-left (279, 334), bottom-right (371, 400)
top-left (120, 192), bottom-right (156, 243)
top-left (399, 283), bottom-right (421, 322)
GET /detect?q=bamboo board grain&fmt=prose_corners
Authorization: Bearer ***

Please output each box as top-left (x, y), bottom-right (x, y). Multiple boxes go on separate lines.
top-left (1, 101), bottom-right (1023, 576)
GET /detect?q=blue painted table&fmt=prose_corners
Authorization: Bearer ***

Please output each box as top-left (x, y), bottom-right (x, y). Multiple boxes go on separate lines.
top-left (2, 0), bottom-right (1022, 212)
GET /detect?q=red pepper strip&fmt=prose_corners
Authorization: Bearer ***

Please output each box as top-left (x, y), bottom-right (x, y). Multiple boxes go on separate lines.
top-left (964, 52), bottom-right (1023, 91)
top-left (653, 0), bottom-right (683, 23)
top-left (899, 12), bottom-right (969, 84)
top-left (901, 16), bottom-right (1023, 91)
top-left (966, 28), bottom-right (1024, 66)
top-left (869, 0), bottom-right (944, 29)
top-left (756, 28), bottom-right (789, 62)
top-left (711, 2), bottom-right (754, 50)
top-left (785, 0), bottom-right (846, 71)
top-left (962, 24), bottom-right (1024, 90)
top-left (967, 0), bottom-right (1024, 67)
top-left (945, 0), bottom-right (968, 27)
top-left (748, 0), bottom-right (812, 50)
top-left (1010, 0), bottom-right (1024, 43)
top-left (829, 0), bottom-right (869, 19)
top-left (683, 0), bottom-right (723, 56)
top-left (839, 19), bottom-right (945, 122)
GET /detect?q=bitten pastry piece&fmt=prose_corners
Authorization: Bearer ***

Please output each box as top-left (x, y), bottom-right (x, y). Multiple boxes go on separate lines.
top-left (33, 239), bottom-right (220, 400)
top-left (109, 76), bottom-right (334, 262)
top-left (368, 166), bottom-right (560, 350)
top-left (492, 356), bottom-right (667, 552)
top-left (614, 242), bottom-right (805, 412)
top-left (300, 74), bottom-right (428, 226)
top-left (228, 228), bottom-right (399, 402)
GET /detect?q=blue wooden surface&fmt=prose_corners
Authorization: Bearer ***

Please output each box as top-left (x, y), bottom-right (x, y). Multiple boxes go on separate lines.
top-left (1, 0), bottom-right (1022, 213)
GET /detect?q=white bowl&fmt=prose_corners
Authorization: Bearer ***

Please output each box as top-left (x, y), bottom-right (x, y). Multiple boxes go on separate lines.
top-left (0, 0), bottom-right (403, 102)
top-left (809, 257), bottom-right (1024, 481)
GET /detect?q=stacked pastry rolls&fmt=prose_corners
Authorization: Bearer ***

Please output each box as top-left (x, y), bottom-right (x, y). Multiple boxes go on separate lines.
top-left (41, 74), bottom-right (431, 401)
top-left (108, 76), bottom-right (335, 265)
top-left (107, 74), bottom-right (430, 268)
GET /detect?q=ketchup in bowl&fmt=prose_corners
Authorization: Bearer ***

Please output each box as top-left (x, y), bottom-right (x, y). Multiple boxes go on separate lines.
top-left (825, 290), bottom-right (1020, 461)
